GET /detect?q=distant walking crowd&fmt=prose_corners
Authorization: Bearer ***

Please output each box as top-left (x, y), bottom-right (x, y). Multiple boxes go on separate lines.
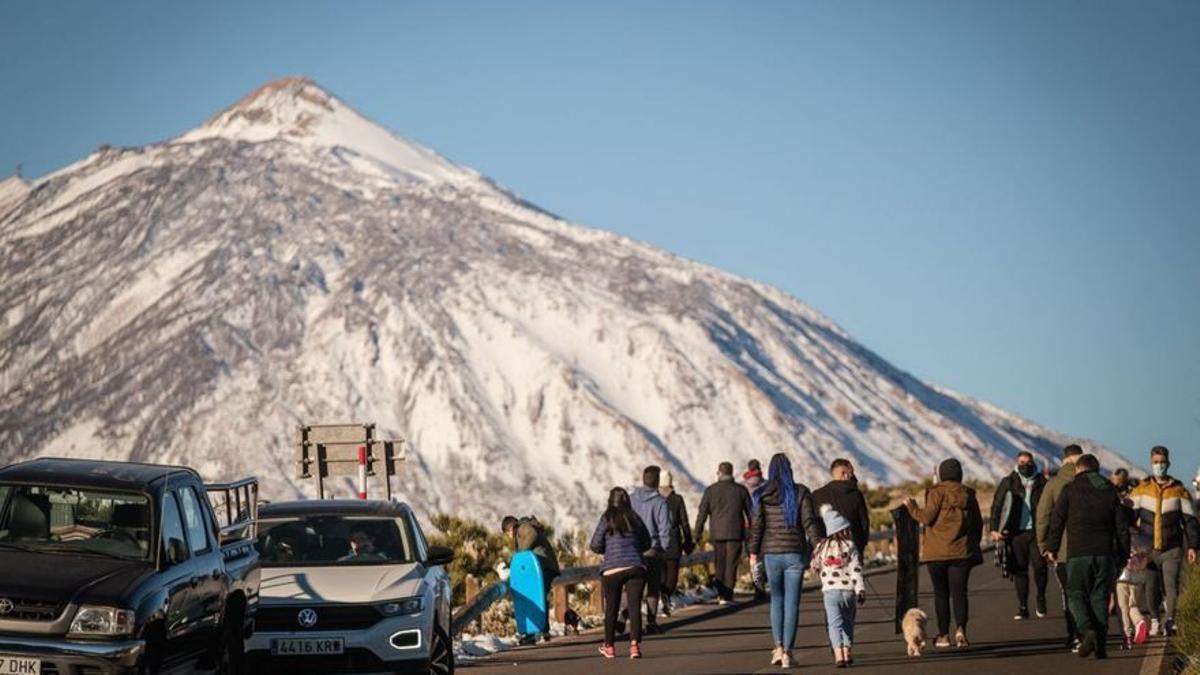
top-left (501, 443), bottom-right (1198, 667)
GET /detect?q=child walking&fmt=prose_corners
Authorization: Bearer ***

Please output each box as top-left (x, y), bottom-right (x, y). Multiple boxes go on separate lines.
top-left (1116, 535), bottom-right (1150, 649)
top-left (813, 504), bottom-right (866, 667)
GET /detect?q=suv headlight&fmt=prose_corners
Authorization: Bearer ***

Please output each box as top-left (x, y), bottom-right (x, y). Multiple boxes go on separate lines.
top-left (378, 597), bottom-right (424, 616)
top-left (69, 606), bottom-right (136, 637)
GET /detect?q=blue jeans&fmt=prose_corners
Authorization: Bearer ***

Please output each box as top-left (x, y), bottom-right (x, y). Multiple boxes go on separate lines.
top-left (823, 590), bottom-right (857, 648)
top-left (765, 553), bottom-right (807, 649)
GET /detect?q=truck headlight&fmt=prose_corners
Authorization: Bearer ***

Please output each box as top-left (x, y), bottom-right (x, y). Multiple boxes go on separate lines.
top-left (69, 606), bottom-right (136, 637)
top-left (378, 597), bottom-right (424, 616)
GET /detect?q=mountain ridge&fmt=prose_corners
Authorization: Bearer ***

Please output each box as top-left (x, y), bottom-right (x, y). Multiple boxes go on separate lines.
top-left (0, 77), bottom-right (1127, 528)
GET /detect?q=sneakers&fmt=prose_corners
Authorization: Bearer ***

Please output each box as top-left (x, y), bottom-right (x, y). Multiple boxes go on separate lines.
top-left (1036, 596), bottom-right (1047, 618)
top-left (1166, 618), bottom-right (1177, 636)
top-left (934, 635), bottom-right (951, 648)
top-left (1070, 638), bottom-right (1081, 653)
top-left (1077, 630), bottom-right (1097, 658)
top-left (1150, 618), bottom-right (1161, 636)
top-left (1122, 636), bottom-right (1133, 651)
top-left (644, 620), bottom-right (661, 635)
top-left (770, 646), bottom-right (784, 666)
top-left (1014, 607), bottom-right (1029, 620)
top-left (954, 628), bottom-right (969, 648)
top-left (1134, 618), bottom-right (1149, 644)
top-left (629, 643), bottom-right (642, 659)
top-left (780, 650), bottom-right (793, 668)
top-left (598, 644), bottom-right (615, 659)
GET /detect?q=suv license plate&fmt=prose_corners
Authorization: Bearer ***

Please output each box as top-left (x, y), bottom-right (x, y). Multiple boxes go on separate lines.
top-left (271, 638), bottom-right (345, 656)
top-left (0, 656), bottom-right (39, 675)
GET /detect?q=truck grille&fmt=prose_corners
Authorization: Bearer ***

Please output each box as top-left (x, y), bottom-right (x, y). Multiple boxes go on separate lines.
top-left (256, 604), bottom-right (383, 631)
top-left (0, 597), bottom-right (67, 621)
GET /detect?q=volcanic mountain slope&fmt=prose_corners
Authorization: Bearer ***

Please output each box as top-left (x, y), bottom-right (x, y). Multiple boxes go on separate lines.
top-left (0, 77), bottom-right (1124, 527)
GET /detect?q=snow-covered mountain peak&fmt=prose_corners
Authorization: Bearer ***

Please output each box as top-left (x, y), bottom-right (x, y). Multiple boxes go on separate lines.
top-left (175, 76), bottom-right (478, 186)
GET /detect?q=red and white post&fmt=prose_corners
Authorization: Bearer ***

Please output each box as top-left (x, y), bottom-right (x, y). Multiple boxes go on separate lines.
top-left (357, 445), bottom-right (368, 500)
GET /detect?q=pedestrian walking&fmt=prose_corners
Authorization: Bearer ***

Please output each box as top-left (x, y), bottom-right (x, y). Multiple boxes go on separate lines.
top-left (1116, 535), bottom-right (1151, 649)
top-left (743, 459), bottom-right (764, 490)
top-left (501, 514), bottom-right (561, 644)
top-left (695, 461), bottom-right (752, 604)
top-left (812, 503), bottom-right (866, 667)
top-left (1129, 445), bottom-right (1200, 636)
top-left (659, 471), bottom-right (695, 616)
top-left (630, 465), bottom-right (674, 634)
top-left (989, 451), bottom-right (1049, 620)
top-left (590, 487), bottom-right (652, 660)
top-left (904, 458), bottom-right (984, 649)
top-left (747, 453), bottom-right (821, 669)
top-left (1044, 453), bottom-right (1131, 660)
top-left (743, 458), bottom-right (768, 599)
top-left (812, 458), bottom-right (871, 555)
top-left (1036, 443), bottom-right (1084, 649)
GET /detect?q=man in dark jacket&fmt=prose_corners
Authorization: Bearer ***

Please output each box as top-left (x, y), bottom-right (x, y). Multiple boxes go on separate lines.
top-left (990, 451), bottom-right (1049, 620)
top-left (812, 458), bottom-right (870, 555)
top-left (695, 461), bottom-right (752, 603)
top-left (1045, 454), bottom-right (1130, 660)
top-left (659, 471), bottom-right (694, 616)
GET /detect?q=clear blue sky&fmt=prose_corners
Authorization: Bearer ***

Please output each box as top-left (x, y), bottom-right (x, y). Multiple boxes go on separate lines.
top-left (3, 1), bottom-right (1198, 473)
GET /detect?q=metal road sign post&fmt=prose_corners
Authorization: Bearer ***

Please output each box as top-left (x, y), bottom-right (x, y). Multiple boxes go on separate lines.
top-left (296, 423), bottom-right (405, 500)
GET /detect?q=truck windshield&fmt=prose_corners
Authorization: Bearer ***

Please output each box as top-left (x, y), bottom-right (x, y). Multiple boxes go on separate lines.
top-left (257, 516), bottom-right (415, 567)
top-left (0, 483), bottom-right (153, 561)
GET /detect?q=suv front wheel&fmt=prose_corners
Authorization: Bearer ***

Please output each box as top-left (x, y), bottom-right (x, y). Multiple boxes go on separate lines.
top-left (427, 623), bottom-right (454, 675)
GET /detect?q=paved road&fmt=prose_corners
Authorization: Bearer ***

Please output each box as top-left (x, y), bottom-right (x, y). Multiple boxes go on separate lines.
top-left (461, 559), bottom-right (1162, 674)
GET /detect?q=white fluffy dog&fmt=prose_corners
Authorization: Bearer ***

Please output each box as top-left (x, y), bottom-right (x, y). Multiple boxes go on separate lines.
top-left (902, 608), bottom-right (928, 657)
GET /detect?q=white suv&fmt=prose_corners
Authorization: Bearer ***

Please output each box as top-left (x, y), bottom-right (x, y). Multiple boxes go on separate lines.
top-left (246, 499), bottom-right (454, 674)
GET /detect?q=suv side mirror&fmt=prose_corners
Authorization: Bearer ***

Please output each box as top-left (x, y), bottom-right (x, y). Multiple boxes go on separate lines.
top-left (165, 537), bottom-right (188, 566)
top-left (425, 545), bottom-right (454, 567)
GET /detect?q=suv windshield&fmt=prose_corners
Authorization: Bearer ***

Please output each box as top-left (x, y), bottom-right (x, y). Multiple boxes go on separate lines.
top-left (0, 483), bottom-right (153, 561)
top-left (257, 516), bottom-right (415, 566)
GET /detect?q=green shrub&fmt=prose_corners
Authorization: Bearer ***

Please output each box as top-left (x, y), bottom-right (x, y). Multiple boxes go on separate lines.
top-left (428, 513), bottom-right (510, 605)
top-left (1175, 564), bottom-right (1200, 672)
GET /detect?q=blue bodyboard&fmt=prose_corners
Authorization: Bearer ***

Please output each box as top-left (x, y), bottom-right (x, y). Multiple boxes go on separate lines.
top-left (510, 550), bottom-right (548, 636)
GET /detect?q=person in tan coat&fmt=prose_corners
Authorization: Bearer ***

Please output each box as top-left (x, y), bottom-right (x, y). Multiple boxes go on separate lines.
top-left (1035, 443), bottom-right (1083, 648)
top-left (904, 458), bottom-right (983, 649)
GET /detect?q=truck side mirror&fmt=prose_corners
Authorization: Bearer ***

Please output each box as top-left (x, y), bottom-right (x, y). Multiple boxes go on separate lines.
top-left (425, 545), bottom-right (454, 567)
top-left (165, 537), bottom-right (188, 566)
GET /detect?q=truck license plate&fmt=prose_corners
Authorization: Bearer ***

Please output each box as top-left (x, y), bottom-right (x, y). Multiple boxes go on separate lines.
top-left (271, 638), bottom-right (345, 656)
top-left (0, 656), bottom-right (40, 675)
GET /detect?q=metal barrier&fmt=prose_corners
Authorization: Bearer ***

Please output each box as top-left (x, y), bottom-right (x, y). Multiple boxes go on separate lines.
top-left (451, 528), bottom-right (896, 638)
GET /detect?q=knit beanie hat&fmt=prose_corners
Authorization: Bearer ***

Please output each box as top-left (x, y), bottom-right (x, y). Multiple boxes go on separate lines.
top-left (819, 503), bottom-right (850, 535)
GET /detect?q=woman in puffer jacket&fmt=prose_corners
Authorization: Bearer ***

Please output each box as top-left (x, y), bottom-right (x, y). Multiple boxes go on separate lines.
top-left (590, 487), bottom-right (652, 660)
top-left (747, 453), bottom-right (822, 668)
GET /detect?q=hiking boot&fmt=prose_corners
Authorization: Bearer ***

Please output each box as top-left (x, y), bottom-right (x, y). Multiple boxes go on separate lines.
top-left (629, 643), bottom-right (642, 659)
top-left (954, 628), bottom-right (969, 648)
top-left (1077, 630), bottom-right (1096, 658)
top-left (598, 644), bottom-right (615, 659)
top-left (1134, 618), bottom-right (1149, 644)
top-left (1014, 607), bottom-right (1029, 620)
top-left (934, 635), bottom-right (951, 648)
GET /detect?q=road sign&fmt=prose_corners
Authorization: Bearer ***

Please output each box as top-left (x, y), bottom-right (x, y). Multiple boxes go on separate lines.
top-left (296, 423), bottom-right (405, 500)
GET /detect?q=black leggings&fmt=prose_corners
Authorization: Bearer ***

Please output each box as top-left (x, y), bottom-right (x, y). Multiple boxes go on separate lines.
top-left (603, 567), bottom-right (646, 644)
top-left (927, 560), bottom-right (972, 636)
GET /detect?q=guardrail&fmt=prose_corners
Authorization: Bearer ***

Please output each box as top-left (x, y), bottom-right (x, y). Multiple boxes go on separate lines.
top-left (451, 528), bottom-right (897, 638)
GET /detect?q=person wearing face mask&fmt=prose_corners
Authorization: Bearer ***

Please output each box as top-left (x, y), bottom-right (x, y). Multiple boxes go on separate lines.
top-left (990, 451), bottom-right (1049, 620)
top-left (1128, 445), bottom-right (1200, 636)
top-left (694, 461), bottom-right (752, 604)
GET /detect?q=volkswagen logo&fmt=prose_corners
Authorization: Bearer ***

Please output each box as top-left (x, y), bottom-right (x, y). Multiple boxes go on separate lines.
top-left (297, 608), bottom-right (318, 628)
top-left (0, 599), bottom-right (13, 615)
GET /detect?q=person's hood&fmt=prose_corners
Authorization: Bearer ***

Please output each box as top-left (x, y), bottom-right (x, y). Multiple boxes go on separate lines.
top-left (632, 486), bottom-right (664, 506)
top-left (0, 551), bottom-right (155, 607)
top-left (1078, 470), bottom-right (1111, 491)
top-left (756, 480), bottom-right (781, 505)
top-left (933, 480), bottom-right (971, 508)
top-left (260, 562), bottom-right (426, 604)
top-left (938, 458), bottom-right (963, 483)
